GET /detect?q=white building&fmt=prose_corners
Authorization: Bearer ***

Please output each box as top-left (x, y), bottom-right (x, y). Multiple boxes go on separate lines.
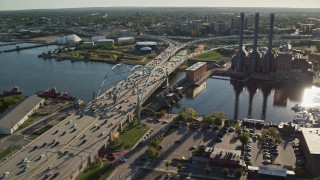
top-left (117, 37), bottom-right (134, 45)
top-left (48, 34), bottom-right (81, 44)
top-left (91, 36), bottom-right (106, 43)
top-left (0, 95), bottom-right (44, 134)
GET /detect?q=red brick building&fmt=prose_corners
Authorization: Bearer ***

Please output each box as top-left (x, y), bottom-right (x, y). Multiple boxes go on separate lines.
top-left (186, 62), bottom-right (207, 83)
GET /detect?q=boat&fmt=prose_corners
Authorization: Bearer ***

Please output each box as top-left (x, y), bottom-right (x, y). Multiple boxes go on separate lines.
top-left (291, 104), bottom-right (305, 112)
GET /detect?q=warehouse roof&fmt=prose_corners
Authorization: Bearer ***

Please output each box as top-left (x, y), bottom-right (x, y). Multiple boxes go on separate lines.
top-left (301, 128), bottom-right (320, 154)
top-left (135, 41), bottom-right (157, 46)
top-left (186, 62), bottom-right (206, 71)
top-left (0, 95), bottom-right (44, 129)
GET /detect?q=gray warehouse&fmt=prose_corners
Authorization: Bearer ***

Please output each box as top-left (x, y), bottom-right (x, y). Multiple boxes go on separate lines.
top-left (0, 95), bottom-right (44, 134)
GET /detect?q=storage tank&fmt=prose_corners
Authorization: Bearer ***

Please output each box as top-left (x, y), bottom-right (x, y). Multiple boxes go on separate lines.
top-left (118, 37), bottom-right (134, 45)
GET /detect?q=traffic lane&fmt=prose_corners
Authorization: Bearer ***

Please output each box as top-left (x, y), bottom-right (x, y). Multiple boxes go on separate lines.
top-left (19, 115), bottom-right (98, 179)
top-left (0, 114), bottom-right (97, 178)
top-left (34, 97), bottom-right (130, 179)
top-left (33, 118), bottom-right (115, 179)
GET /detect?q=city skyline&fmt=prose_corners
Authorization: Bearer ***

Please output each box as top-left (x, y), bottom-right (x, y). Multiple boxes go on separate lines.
top-left (0, 0), bottom-right (319, 11)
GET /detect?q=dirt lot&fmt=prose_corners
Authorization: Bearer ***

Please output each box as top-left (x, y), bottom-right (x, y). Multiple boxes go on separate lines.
top-left (30, 35), bottom-right (62, 42)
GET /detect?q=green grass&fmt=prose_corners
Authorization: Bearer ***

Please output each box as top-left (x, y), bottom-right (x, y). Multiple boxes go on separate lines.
top-left (76, 160), bottom-right (114, 180)
top-left (118, 121), bottom-right (150, 150)
top-left (29, 124), bottom-right (54, 140)
top-left (193, 51), bottom-right (221, 61)
top-left (0, 95), bottom-right (24, 113)
top-left (14, 113), bottom-right (47, 133)
top-left (0, 145), bottom-right (20, 160)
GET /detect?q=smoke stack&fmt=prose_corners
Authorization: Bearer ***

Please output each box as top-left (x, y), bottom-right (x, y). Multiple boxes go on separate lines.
top-left (251, 13), bottom-right (259, 72)
top-left (266, 13), bottom-right (274, 73)
top-left (236, 12), bottom-right (245, 72)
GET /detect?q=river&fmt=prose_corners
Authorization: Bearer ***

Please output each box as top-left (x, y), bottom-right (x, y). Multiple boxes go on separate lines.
top-left (1, 44), bottom-right (319, 123)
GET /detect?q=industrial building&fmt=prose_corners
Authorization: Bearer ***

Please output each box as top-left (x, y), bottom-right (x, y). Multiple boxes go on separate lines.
top-left (95, 39), bottom-right (114, 47)
top-left (140, 47), bottom-right (152, 54)
top-left (83, 42), bottom-right (95, 48)
top-left (299, 128), bottom-right (320, 178)
top-left (91, 36), bottom-right (106, 43)
top-left (48, 34), bottom-right (81, 44)
top-left (0, 95), bottom-right (44, 134)
top-left (186, 62), bottom-right (207, 83)
top-left (135, 41), bottom-right (157, 50)
top-left (117, 37), bottom-right (134, 45)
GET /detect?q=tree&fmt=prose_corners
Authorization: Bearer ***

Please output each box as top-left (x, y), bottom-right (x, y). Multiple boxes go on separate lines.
top-left (165, 161), bottom-right (170, 169)
top-left (176, 112), bottom-right (188, 123)
top-left (211, 111), bottom-right (226, 119)
top-left (239, 132), bottom-right (250, 154)
top-left (235, 169), bottom-right (242, 177)
top-left (214, 118), bottom-right (222, 126)
top-left (205, 164), bottom-right (212, 174)
top-left (235, 125), bottom-right (242, 134)
top-left (146, 147), bottom-right (157, 158)
top-left (183, 107), bottom-right (197, 117)
top-left (223, 167), bottom-right (229, 175)
top-left (224, 119), bottom-right (230, 127)
top-left (149, 140), bottom-right (160, 149)
top-left (177, 163), bottom-right (182, 170)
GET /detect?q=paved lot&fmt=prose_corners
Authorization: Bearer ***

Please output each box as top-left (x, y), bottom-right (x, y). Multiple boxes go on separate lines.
top-left (161, 127), bottom-right (203, 160)
top-left (133, 169), bottom-right (197, 180)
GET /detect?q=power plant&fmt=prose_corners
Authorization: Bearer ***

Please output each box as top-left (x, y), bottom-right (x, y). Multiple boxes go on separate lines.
top-left (231, 12), bottom-right (277, 77)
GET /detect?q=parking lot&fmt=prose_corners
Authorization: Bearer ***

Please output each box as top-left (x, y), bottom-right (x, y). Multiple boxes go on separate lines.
top-left (160, 127), bottom-right (203, 160)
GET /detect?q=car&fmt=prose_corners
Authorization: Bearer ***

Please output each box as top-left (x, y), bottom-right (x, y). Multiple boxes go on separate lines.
top-left (177, 167), bottom-right (186, 172)
top-left (82, 139), bottom-right (87, 143)
top-left (100, 132), bottom-right (105, 136)
top-left (235, 145), bottom-right (242, 151)
top-left (42, 142), bottom-right (48, 147)
top-left (228, 173), bottom-right (236, 178)
top-left (3, 172), bottom-right (9, 177)
top-left (47, 165), bottom-right (52, 170)
top-left (215, 138), bottom-right (223, 143)
top-left (263, 160), bottom-right (271, 164)
top-left (166, 174), bottom-right (170, 178)
top-left (23, 165), bottom-right (30, 172)
top-left (72, 124), bottom-right (77, 128)
top-left (119, 157), bottom-right (128, 162)
top-left (33, 145), bottom-right (38, 150)
top-left (189, 146), bottom-right (197, 150)
top-left (52, 172), bottom-right (60, 178)
top-left (82, 134), bottom-right (87, 139)
top-left (44, 173), bottom-right (52, 178)
top-left (174, 140), bottom-right (181, 143)
top-left (61, 131), bottom-right (66, 135)
top-left (71, 128), bottom-right (77, 133)
top-left (159, 145), bottom-right (164, 150)
top-left (54, 130), bottom-right (59, 134)
top-left (79, 114), bottom-right (83, 118)
top-left (244, 152), bottom-right (251, 156)
top-left (228, 127), bottom-right (235, 132)
top-left (38, 155), bottom-right (44, 160)
top-left (21, 158), bottom-right (28, 163)
top-left (54, 141), bottom-right (60, 146)
top-left (271, 152), bottom-right (279, 156)
top-left (64, 151), bottom-right (69, 154)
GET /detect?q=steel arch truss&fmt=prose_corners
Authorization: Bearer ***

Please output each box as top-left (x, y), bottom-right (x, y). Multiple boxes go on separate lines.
top-left (140, 66), bottom-right (167, 103)
top-left (97, 63), bottom-right (132, 97)
top-left (116, 65), bottom-right (150, 99)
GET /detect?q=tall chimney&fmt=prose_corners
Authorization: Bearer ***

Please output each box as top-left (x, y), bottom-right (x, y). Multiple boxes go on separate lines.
top-left (266, 13), bottom-right (274, 73)
top-left (251, 13), bottom-right (259, 72)
top-left (236, 12), bottom-right (245, 72)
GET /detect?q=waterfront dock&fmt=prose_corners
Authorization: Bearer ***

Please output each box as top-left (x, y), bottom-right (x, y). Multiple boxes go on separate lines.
top-left (2, 43), bottom-right (49, 52)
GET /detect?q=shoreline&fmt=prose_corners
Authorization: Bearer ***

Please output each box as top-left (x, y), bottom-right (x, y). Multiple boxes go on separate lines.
top-left (38, 54), bottom-right (149, 66)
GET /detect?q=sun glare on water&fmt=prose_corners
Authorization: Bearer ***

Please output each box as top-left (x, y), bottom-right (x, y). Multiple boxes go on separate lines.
top-left (301, 86), bottom-right (320, 108)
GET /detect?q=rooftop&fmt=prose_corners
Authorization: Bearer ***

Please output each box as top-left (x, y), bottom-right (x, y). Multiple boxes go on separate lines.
top-left (186, 62), bottom-right (206, 71)
top-left (135, 41), bottom-right (157, 46)
top-left (301, 128), bottom-right (320, 154)
top-left (0, 95), bottom-right (44, 129)
top-left (209, 148), bottom-right (241, 161)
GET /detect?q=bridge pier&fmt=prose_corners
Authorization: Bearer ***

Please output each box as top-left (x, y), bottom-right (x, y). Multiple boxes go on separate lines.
top-left (109, 132), bottom-right (113, 141)
top-left (119, 122), bottom-right (123, 132)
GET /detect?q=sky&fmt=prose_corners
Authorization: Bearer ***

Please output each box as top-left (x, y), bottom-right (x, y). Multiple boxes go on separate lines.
top-left (0, 0), bottom-right (319, 11)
